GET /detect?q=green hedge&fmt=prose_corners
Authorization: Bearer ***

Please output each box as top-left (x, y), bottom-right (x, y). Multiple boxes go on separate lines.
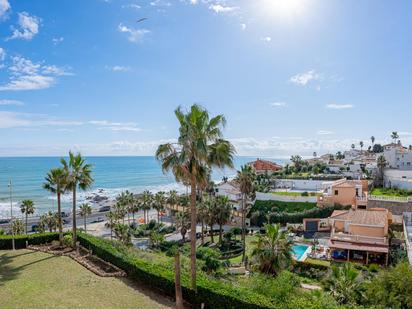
top-left (77, 233), bottom-right (276, 309)
top-left (0, 232), bottom-right (60, 250)
top-left (252, 200), bottom-right (317, 214)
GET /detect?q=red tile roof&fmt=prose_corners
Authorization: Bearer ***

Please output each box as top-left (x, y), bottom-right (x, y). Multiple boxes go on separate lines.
top-left (251, 159), bottom-right (282, 172)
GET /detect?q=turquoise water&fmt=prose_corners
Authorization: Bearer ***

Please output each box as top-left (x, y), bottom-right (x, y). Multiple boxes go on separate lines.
top-left (292, 244), bottom-right (310, 261)
top-left (0, 156), bottom-right (286, 217)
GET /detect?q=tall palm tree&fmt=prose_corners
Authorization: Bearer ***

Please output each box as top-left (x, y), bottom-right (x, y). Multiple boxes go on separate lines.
top-left (370, 136), bottom-right (375, 146)
top-left (153, 191), bottom-right (166, 223)
top-left (204, 196), bottom-right (218, 243)
top-left (215, 195), bottom-right (232, 244)
top-left (176, 210), bottom-right (190, 241)
top-left (391, 131), bottom-right (399, 144)
top-left (156, 104), bottom-right (235, 290)
top-left (167, 190), bottom-right (179, 226)
top-left (235, 165), bottom-right (255, 263)
top-left (43, 167), bottom-right (68, 246)
top-left (251, 223), bottom-right (292, 275)
top-left (106, 211), bottom-right (117, 240)
top-left (116, 191), bottom-right (129, 224)
top-left (79, 203), bottom-right (92, 232)
top-left (20, 199), bottom-right (35, 234)
top-left (61, 151), bottom-right (94, 247)
top-left (359, 141), bottom-right (364, 153)
top-left (141, 190), bottom-right (153, 223)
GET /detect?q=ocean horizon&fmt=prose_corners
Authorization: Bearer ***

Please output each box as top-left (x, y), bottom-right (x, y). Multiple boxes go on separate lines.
top-left (0, 156), bottom-right (288, 218)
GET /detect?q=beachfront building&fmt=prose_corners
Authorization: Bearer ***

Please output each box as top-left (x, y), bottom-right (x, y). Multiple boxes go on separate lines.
top-left (384, 142), bottom-right (412, 170)
top-left (328, 208), bottom-right (392, 265)
top-left (249, 158), bottom-right (282, 175)
top-left (317, 178), bottom-right (369, 209)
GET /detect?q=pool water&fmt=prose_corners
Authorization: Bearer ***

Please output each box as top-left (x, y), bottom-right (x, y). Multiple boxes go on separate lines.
top-left (292, 244), bottom-right (310, 261)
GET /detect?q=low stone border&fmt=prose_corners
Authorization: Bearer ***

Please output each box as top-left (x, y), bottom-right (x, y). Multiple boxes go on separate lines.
top-left (28, 243), bottom-right (126, 278)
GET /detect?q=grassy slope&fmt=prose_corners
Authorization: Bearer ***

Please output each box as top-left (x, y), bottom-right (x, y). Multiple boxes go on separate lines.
top-left (0, 249), bottom-right (173, 309)
top-left (371, 187), bottom-right (412, 197)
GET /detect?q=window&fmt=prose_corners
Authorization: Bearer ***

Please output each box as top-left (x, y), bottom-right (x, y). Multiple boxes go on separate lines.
top-left (335, 190), bottom-right (339, 196)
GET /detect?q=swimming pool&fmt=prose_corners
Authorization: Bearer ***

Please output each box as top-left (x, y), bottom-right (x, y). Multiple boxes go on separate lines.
top-left (292, 244), bottom-right (311, 261)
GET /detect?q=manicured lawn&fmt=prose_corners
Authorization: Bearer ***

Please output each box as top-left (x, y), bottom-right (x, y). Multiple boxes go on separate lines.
top-left (252, 200), bottom-right (317, 213)
top-left (0, 249), bottom-right (173, 309)
top-left (371, 187), bottom-right (412, 197)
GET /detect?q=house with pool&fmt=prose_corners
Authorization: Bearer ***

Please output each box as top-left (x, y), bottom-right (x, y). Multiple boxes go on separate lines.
top-left (328, 208), bottom-right (392, 265)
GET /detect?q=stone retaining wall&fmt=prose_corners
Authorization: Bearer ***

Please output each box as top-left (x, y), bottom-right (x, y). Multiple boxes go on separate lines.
top-left (367, 200), bottom-right (412, 215)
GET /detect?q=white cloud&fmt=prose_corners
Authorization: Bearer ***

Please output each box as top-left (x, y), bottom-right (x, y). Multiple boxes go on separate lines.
top-left (107, 65), bottom-right (131, 72)
top-left (118, 23), bottom-right (150, 43)
top-left (122, 3), bottom-right (141, 9)
top-left (209, 4), bottom-right (237, 14)
top-left (88, 120), bottom-right (142, 132)
top-left (150, 0), bottom-right (171, 7)
top-left (52, 37), bottom-right (64, 45)
top-left (290, 70), bottom-right (320, 86)
top-left (8, 12), bottom-right (40, 41)
top-left (261, 36), bottom-right (271, 42)
top-left (0, 111), bottom-right (84, 129)
top-left (326, 104), bottom-right (354, 110)
top-left (0, 0), bottom-right (10, 20)
top-left (0, 47), bottom-right (5, 61)
top-left (317, 130), bottom-right (334, 135)
top-left (240, 23), bottom-right (246, 30)
top-left (189, 0), bottom-right (198, 4)
top-left (0, 99), bottom-right (23, 106)
top-left (269, 102), bottom-right (286, 107)
top-left (0, 56), bottom-right (72, 91)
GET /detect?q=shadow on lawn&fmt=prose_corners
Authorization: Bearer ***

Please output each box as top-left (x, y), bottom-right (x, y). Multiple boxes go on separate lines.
top-left (0, 250), bottom-right (57, 286)
top-left (119, 277), bottom-right (176, 308)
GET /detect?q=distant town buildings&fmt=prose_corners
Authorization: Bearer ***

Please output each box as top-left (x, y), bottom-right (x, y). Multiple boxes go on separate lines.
top-left (384, 142), bottom-right (412, 170)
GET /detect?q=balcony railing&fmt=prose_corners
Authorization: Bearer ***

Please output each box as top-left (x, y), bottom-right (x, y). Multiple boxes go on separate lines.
top-left (368, 195), bottom-right (412, 203)
top-left (331, 232), bottom-right (388, 245)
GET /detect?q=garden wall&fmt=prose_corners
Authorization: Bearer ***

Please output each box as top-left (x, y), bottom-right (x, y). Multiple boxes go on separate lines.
top-left (256, 192), bottom-right (317, 203)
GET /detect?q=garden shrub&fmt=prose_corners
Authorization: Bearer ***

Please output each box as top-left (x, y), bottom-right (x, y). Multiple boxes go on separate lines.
top-left (77, 232), bottom-right (276, 308)
top-left (0, 232), bottom-right (60, 250)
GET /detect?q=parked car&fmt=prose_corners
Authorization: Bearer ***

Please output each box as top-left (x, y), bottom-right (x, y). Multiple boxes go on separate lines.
top-left (98, 206), bottom-right (111, 212)
top-left (91, 217), bottom-right (104, 223)
top-left (0, 219), bottom-right (10, 224)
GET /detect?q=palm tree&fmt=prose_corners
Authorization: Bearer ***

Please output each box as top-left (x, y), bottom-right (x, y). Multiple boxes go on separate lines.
top-left (351, 144), bottom-right (355, 150)
top-left (359, 141), bottom-right (364, 153)
top-left (12, 219), bottom-right (25, 235)
top-left (61, 151), bottom-right (94, 247)
top-left (20, 199), bottom-right (35, 234)
top-left (391, 131), bottom-right (399, 143)
top-left (235, 165), bottom-right (255, 263)
top-left (215, 195), bottom-right (232, 244)
top-left (116, 191), bottom-right (129, 224)
top-left (141, 190), bottom-right (153, 223)
top-left (130, 194), bottom-right (140, 222)
top-left (167, 190), bottom-right (179, 226)
top-left (105, 211), bottom-right (117, 240)
top-left (176, 210), bottom-right (190, 241)
top-left (323, 263), bottom-right (360, 305)
top-left (79, 203), bottom-right (92, 232)
top-left (251, 223), bottom-right (292, 275)
top-left (153, 191), bottom-right (166, 223)
top-left (197, 200), bottom-right (208, 245)
top-left (43, 167), bottom-right (68, 246)
top-left (371, 136), bottom-right (375, 146)
top-left (204, 196), bottom-right (218, 243)
top-left (43, 211), bottom-right (58, 232)
top-left (156, 104), bottom-right (235, 290)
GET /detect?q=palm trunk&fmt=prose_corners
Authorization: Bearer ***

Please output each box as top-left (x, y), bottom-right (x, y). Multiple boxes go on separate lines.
top-left (57, 192), bottom-right (63, 246)
top-left (25, 213), bottom-right (28, 234)
top-left (201, 220), bottom-right (204, 245)
top-left (241, 194), bottom-right (246, 263)
top-left (84, 215), bottom-right (87, 232)
top-left (72, 186), bottom-right (77, 248)
top-left (175, 250), bottom-right (184, 309)
top-left (190, 177), bottom-right (197, 291)
top-left (219, 222), bottom-right (223, 244)
top-left (210, 224), bottom-right (214, 243)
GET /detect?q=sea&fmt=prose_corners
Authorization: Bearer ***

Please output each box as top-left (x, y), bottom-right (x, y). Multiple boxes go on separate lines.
top-left (0, 156), bottom-right (287, 218)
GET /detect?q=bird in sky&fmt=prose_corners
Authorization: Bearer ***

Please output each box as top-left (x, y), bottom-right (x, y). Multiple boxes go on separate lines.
top-left (136, 18), bottom-right (148, 23)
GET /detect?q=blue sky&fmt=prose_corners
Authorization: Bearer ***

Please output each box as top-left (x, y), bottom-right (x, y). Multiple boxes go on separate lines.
top-left (0, 0), bottom-right (411, 157)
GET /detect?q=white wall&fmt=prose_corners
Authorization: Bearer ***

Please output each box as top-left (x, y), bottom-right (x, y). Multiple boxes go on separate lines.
top-left (384, 169), bottom-right (412, 190)
top-left (256, 192), bottom-right (317, 203)
top-left (274, 179), bottom-right (324, 191)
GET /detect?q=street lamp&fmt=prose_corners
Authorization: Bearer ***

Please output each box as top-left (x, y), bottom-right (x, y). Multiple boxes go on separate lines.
top-left (8, 180), bottom-right (15, 250)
